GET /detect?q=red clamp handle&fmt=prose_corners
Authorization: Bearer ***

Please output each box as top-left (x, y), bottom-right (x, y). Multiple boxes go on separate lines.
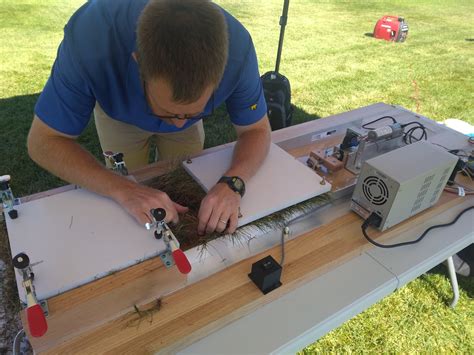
top-left (172, 249), bottom-right (192, 274)
top-left (27, 304), bottom-right (48, 337)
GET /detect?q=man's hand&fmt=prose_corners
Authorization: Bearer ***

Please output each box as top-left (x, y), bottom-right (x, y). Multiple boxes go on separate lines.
top-left (113, 183), bottom-right (188, 225)
top-left (196, 114), bottom-right (271, 235)
top-left (197, 183), bottom-right (241, 235)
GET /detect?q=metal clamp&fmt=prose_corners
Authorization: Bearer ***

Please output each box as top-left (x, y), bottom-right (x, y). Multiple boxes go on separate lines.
top-left (158, 250), bottom-right (175, 269)
top-left (1, 175), bottom-right (19, 219)
top-left (12, 253), bottom-right (48, 337)
top-left (145, 208), bottom-right (191, 274)
top-left (103, 151), bottom-right (129, 176)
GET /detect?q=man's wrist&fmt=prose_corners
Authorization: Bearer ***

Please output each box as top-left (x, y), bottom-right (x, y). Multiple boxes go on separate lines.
top-left (217, 175), bottom-right (246, 197)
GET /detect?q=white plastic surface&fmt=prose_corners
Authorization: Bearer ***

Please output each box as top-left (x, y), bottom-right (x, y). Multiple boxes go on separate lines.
top-left (6, 188), bottom-right (167, 302)
top-left (183, 143), bottom-right (331, 227)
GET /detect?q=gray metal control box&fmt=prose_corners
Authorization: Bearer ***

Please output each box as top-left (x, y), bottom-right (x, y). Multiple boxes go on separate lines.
top-left (351, 141), bottom-right (458, 231)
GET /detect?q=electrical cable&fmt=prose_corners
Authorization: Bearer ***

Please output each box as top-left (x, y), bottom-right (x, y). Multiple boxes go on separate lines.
top-left (401, 121), bottom-right (428, 144)
top-left (444, 189), bottom-right (474, 195)
top-left (462, 168), bottom-right (473, 181)
top-left (279, 200), bottom-right (332, 265)
top-left (361, 206), bottom-right (474, 248)
top-left (12, 329), bottom-right (25, 355)
top-left (362, 116), bottom-right (397, 129)
top-left (444, 181), bottom-right (474, 195)
top-left (446, 182), bottom-right (474, 192)
top-left (280, 226), bottom-right (288, 265)
top-left (361, 116), bottom-right (428, 144)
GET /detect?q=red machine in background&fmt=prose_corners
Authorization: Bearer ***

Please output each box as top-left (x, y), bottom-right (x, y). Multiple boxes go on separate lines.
top-left (373, 16), bottom-right (408, 42)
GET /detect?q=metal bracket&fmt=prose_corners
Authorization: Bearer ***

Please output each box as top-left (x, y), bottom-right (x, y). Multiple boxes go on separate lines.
top-left (158, 250), bottom-right (175, 269)
top-left (20, 299), bottom-right (49, 317)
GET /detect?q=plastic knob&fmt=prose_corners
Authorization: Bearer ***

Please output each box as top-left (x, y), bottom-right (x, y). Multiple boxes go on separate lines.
top-left (114, 153), bottom-right (124, 162)
top-left (151, 208), bottom-right (166, 222)
top-left (12, 252), bottom-right (30, 269)
top-left (8, 209), bottom-right (18, 219)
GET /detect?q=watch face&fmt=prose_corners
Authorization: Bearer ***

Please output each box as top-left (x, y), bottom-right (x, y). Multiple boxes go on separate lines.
top-left (232, 177), bottom-right (244, 190)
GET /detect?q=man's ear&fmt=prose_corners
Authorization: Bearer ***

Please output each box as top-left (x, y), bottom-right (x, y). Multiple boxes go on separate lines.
top-left (132, 52), bottom-right (138, 62)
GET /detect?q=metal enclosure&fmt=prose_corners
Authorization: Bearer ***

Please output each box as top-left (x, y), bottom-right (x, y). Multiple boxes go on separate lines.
top-left (351, 141), bottom-right (458, 231)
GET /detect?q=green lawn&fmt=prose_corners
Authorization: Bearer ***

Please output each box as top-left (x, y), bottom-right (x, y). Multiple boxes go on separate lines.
top-left (0, 0), bottom-right (473, 352)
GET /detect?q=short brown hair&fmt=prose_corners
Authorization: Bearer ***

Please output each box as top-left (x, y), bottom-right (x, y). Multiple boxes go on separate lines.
top-left (136, 0), bottom-right (228, 103)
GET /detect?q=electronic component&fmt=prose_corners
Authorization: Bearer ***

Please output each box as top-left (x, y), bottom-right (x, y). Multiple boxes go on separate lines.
top-left (248, 255), bottom-right (282, 294)
top-left (351, 141), bottom-right (458, 231)
top-left (367, 123), bottom-right (402, 141)
top-left (307, 148), bottom-right (344, 173)
top-left (345, 124), bottom-right (404, 174)
top-left (340, 128), bottom-right (362, 150)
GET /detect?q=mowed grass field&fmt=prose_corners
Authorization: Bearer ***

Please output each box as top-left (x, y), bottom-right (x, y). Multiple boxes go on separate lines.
top-left (0, 0), bottom-right (473, 352)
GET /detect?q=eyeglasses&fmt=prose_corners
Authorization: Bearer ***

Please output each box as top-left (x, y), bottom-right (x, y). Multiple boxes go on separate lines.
top-left (143, 82), bottom-right (215, 121)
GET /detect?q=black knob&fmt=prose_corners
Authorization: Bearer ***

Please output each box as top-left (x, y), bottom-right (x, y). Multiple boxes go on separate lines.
top-left (12, 252), bottom-right (30, 269)
top-left (151, 208), bottom-right (166, 222)
top-left (114, 153), bottom-right (124, 162)
top-left (8, 209), bottom-right (18, 219)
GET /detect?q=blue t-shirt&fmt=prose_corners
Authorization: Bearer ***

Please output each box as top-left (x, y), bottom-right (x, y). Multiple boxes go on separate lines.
top-left (35, 0), bottom-right (267, 135)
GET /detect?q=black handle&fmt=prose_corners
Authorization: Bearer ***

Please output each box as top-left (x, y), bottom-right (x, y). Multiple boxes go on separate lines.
top-left (275, 0), bottom-right (290, 73)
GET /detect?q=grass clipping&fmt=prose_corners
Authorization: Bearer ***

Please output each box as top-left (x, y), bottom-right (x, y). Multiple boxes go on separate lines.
top-left (146, 164), bottom-right (330, 252)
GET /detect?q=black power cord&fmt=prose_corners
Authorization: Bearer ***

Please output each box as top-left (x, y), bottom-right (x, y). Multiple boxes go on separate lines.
top-left (361, 206), bottom-right (474, 248)
top-left (361, 116), bottom-right (428, 144)
top-left (361, 116), bottom-right (397, 129)
top-left (401, 121), bottom-right (428, 144)
top-left (362, 116), bottom-right (428, 144)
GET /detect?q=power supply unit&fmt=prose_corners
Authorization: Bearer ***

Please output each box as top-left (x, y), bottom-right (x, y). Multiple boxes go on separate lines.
top-left (351, 141), bottom-right (458, 231)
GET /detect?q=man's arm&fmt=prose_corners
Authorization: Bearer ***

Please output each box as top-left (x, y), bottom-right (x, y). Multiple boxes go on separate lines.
top-left (28, 116), bottom-right (187, 225)
top-left (197, 114), bottom-right (271, 235)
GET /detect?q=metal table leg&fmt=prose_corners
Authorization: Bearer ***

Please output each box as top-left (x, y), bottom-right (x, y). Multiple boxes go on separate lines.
top-left (446, 256), bottom-right (459, 308)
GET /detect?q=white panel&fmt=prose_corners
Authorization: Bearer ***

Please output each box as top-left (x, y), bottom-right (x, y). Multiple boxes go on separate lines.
top-left (6, 188), bottom-right (167, 302)
top-left (183, 143), bottom-right (331, 227)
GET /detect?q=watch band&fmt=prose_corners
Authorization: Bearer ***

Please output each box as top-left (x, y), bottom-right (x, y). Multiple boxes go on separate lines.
top-left (218, 176), bottom-right (246, 197)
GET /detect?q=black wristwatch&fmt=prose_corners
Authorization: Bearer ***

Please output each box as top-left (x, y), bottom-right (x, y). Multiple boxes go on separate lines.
top-left (218, 176), bottom-right (246, 197)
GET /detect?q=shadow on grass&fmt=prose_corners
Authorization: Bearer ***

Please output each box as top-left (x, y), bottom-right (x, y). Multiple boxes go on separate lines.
top-left (419, 263), bottom-right (474, 303)
top-left (465, 38), bottom-right (474, 42)
top-left (364, 32), bottom-right (374, 38)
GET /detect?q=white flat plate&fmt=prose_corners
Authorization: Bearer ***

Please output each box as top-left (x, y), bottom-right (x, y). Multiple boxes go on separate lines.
top-left (6, 188), bottom-right (167, 302)
top-left (183, 143), bottom-right (331, 227)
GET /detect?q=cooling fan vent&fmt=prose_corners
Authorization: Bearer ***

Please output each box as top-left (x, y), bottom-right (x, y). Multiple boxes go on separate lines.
top-left (362, 176), bottom-right (389, 205)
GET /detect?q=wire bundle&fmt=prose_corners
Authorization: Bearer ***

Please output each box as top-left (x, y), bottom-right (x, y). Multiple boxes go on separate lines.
top-left (362, 115), bottom-right (429, 144)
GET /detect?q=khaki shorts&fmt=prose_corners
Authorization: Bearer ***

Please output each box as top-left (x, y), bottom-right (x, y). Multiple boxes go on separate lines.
top-left (94, 104), bottom-right (205, 170)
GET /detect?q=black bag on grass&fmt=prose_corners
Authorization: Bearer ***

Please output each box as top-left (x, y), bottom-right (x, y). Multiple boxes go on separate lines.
top-left (261, 0), bottom-right (293, 131)
top-left (261, 71), bottom-right (293, 130)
